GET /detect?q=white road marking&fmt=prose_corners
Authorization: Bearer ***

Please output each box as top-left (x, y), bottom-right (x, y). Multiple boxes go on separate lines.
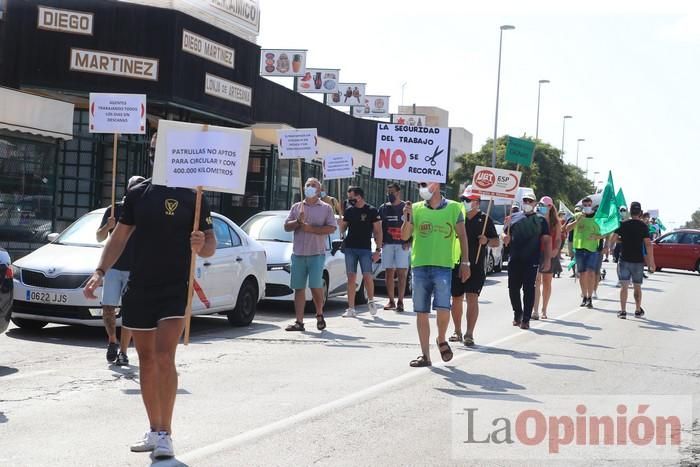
top-left (180, 293), bottom-right (607, 462)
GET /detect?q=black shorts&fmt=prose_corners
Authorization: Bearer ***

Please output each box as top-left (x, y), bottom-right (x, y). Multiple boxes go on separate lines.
top-left (121, 282), bottom-right (188, 330)
top-left (451, 263), bottom-right (487, 297)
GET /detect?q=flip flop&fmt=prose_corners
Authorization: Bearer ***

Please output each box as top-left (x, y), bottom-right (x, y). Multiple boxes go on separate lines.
top-left (448, 332), bottom-right (463, 343)
top-left (436, 339), bottom-right (453, 362)
top-left (316, 315), bottom-right (326, 331)
top-left (409, 355), bottom-right (432, 367)
top-left (285, 321), bottom-right (305, 332)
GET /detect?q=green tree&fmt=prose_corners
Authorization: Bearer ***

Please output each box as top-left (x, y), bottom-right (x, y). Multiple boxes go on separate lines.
top-left (450, 136), bottom-right (593, 207)
top-left (683, 209), bottom-right (700, 229)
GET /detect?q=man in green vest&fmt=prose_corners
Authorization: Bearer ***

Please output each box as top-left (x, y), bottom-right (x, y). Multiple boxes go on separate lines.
top-left (401, 182), bottom-right (470, 367)
top-left (566, 197), bottom-right (603, 308)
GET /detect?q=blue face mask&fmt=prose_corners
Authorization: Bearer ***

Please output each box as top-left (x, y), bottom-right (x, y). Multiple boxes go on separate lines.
top-left (304, 186), bottom-right (317, 198)
top-left (320, 191), bottom-right (327, 198)
top-left (537, 206), bottom-right (548, 216)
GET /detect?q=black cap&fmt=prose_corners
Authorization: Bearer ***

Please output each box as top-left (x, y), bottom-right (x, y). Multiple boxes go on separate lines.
top-left (630, 201), bottom-right (641, 210)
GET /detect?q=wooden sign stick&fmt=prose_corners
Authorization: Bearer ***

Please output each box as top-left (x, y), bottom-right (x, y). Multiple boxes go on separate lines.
top-left (297, 158), bottom-right (305, 214)
top-left (475, 198), bottom-right (493, 264)
top-left (111, 133), bottom-right (119, 216)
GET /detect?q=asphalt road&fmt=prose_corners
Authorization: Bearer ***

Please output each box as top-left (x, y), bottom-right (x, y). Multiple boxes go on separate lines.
top-left (1, 262), bottom-right (698, 467)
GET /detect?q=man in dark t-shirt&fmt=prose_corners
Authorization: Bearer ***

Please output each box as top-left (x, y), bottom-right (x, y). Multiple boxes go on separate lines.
top-left (84, 132), bottom-right (216, 459)
top-left (610, 201), bottom-right (655, 319)
top-left (339, 186), bottom-right (382, 317)
top-left (95, 175), bottom-right (144, 366)
top-left (378, 182), bottom-right (410, 311)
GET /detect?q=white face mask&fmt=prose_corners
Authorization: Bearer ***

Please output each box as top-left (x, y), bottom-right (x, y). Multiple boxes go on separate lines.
top-left (522, 203), bottom-right (534, 213)
top-left (583, 206), bottom-right (593, 214)
top-left (418, 187), bottom-right (432, 201)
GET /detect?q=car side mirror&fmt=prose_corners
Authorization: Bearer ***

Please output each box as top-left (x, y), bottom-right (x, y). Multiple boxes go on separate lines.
top-left (47, 233), bottom-right (59, 243)
top-left (331, 239), bottom-right (343, 256)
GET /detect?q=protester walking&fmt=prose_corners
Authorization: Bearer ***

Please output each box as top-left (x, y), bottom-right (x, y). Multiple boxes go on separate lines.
top-left (95, 175), bottom-right (144, 365)
top-left (610, 201), bottom-right (655, 319)
top-left (566, 197), bottom-right (602, 308)
top-left (283, 178), bottom-right (337, 331)
top-left (533, 196), bottom-right (560, 320)
top-left (378, 183), bottom-right (410, 312)
top-left (339, 186), bottom-right (382, 317)
top-left (449, 188), bottom-right (498, 346)
top-left (401, 182), bottom-right (470, 366)
top-left (83, 131), bottom-right (217, 460)
top-left (320, 183), bottom-right (343, 216)
top-left (503, 193), bottom-right (551, 329)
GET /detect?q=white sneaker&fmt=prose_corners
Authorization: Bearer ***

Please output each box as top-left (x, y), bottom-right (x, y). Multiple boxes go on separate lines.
top-left (153, 432), bottom-right (174, 459)
top-left (342, 308), bottom-right (356, 318)
top-left (130, 430), bottom-right (158, 452)
top-left (368, 300), bottom-right (378, 316)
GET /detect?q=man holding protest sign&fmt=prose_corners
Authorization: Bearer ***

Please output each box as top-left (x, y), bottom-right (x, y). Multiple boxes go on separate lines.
top-left (284, 177), bottom-right (337, 331)
top-left (84, 132), bottom-right (216, 459)
top-left (401, 182), bottom-right (470, 367)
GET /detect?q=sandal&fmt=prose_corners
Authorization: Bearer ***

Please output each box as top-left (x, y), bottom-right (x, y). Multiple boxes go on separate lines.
top-left (316, 315), bottom-right (326, 331)
top-left (541, 312), bottom-right (548, 319)
top-left (285, 321), bottom-right (305, 332)
top-left (396, 302), bottom-right (405, 312)
top-left (463, 335), bottom-right (475, 347)
top-left (448, 332), bottom-right (463, 343)
top-left (409, 355), bottom-right (432, 367)
top-left (436, 339), bottom-right (453, 362)
top-left (384, 301), bottom-right (396, 310)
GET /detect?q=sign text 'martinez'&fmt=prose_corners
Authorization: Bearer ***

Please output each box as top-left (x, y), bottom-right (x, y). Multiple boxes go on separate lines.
top-left (70, 48), bottom-right (159, 81)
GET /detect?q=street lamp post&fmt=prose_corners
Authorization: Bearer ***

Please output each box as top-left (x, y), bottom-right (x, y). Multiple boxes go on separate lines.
top-left (492, 24), bottom-right (515, 167)
top-left (586, 156), bottom-right (594, 178)
top-left (535, 79), bottom-right (550, 140)
top-left (401, 82), bottom-right (407, 106)
top-left (593, 171), bottom-right (600, 187)
top-left (560, 115), bottom-right (572, 161)
top-left (576, 138), bottom-right (585, 167)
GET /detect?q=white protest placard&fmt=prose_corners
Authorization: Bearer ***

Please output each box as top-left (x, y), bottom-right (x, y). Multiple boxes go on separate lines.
top-left (471, 165), bottom-right (522, 200)
top-left (373, 123), bottom-right (451, 183)
top-left (89, 93), bottom-right (146, 134)
top-left (152, 120), bottom-right (252, 194)
top-left (323, 153), bottom-right (354, 180)
top-left (277, 128), bottom-right (318, 159)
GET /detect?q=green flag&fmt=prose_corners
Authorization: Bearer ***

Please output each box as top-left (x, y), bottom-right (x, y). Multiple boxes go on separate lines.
top-left (594, 171), bottom-right (620, 235)
top-left (505, 136), bottom-right (536, 167)
top-left (656, 218), bottom-right (667, 231)
top-left (616, 188), bottom-right (627, 209)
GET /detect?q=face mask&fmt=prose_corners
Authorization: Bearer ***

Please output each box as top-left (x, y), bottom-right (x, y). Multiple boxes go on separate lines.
top-left (418, 187), bottom-right (432, 201)
top-left (537, 206), bottom-right (548, 216)
top-left (347, 198), bottom-right (357, 206)
top-left (387, 193), bottom-right (396, 204)
top-left (320, 191), bottom-right (326, 198)
top-left (304, 186), bottom-right (317, 198)
top-left (583, 206), bottom-right (593, 214)
top-left (522, 203), bottom-right (534, 214)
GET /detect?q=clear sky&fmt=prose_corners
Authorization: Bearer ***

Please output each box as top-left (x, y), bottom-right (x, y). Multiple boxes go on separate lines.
top-left (258, 0), bottom-right (700, 228)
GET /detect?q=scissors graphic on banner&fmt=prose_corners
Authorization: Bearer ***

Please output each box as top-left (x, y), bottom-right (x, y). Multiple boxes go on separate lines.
top-left (425, 146), bottom-right (444, 167)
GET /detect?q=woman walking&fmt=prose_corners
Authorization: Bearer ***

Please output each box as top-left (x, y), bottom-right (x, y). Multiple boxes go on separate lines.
top-left (533, 196), bottom-right (561, 319)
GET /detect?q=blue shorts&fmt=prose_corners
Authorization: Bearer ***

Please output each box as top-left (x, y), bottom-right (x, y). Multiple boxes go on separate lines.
top-left (575, 250), bottom-right (600, 273)
top-left (617, 260), bottom-right (644, 285)
top-left (101, 268), bottom-right (130, 307)
top-left (381, 244), bottom-right (410, 269)
top-left (290, 254), bottom-right (325, 290)
top-left (344, 248), bottom-right (373, 274)
top-left (411, 266), bottom-right (452, 313)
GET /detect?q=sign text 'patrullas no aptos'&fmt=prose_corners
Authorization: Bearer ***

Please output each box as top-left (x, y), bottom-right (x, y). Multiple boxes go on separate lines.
top-left (373, 123), bottom-right (451, 183)
top-left (471, 165), bottom-right (522, 200)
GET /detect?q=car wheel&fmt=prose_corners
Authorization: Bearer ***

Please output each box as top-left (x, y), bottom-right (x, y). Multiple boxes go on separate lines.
top-left (11, 317), bottom-right (48, 330)
top-left (305, 273), bottom-right (329, 314)
top-left (655, 267), bottom-right (663, 272)
top-left (696, 260), bottom-right (700, 275)
top-left (486, 252), bottom-right (495, 275)
top-left (355, 280), bottom-right (368, 305)
top-left (227, 279), bottom-right (257, 327)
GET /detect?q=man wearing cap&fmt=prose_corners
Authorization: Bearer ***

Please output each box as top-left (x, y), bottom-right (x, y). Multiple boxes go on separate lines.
top-left (609, 201), bottom-right (655, 319)
top-left (449, 187), bottom-right (499, 345)
top-left (503, 193), bottom-right (551, 329)
top-left (566, 197), bottom-right (603, 308)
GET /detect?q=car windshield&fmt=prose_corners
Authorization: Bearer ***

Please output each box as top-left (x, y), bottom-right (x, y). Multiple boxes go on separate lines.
top-left (241, 214), bottom-right (293, 243)
top-left (55, 212), bottom-right (106, 247)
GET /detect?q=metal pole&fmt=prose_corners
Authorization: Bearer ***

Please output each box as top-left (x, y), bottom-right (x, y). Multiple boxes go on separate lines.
top-left (576, 139), bottom-right (583, 167)
top-left (401, 82), bottom-right (406, 106)
top-left (535, 82), bottom-right (542, 140)
top-left (492, 29), bottom-right (505, 167)
top-left (560, 118), bottom-right (567, 160)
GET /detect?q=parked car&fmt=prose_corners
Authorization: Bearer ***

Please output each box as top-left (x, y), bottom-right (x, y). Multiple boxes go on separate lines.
top-left (10, 208), bottom-right (266, 329)
top-left (241, 211), bottom-right (366, 309)
top-left (652, 229), bottom-right (700, 274)
top-left (0, 247), bottom-right (12, 334)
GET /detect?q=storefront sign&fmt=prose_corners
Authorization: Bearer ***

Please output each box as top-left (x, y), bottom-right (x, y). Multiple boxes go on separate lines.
top-left (327, 83), bottom-right (366, 107)
top-left (392, 114), bottom-right (427, 126)
top-left (353, 95), bottom-right (390, 118)
top-left (260, 49), bottom-right (306, 77)
top-left (89, 93), bottom-right (146, 134)
top-left (295, 68), bottom-right (339, 94)
top-left (470, 165), bottom-right (522, 199)
top-left (277, 128), bottom-right (318, 159)
top-left (153, 120), bottom-right (252, 194)
top-left (70, 48), bottom-right (159, 81)
top-left (37, 5), bottom-right (93, 35)
top-left (204, 73), bottom-right (252, 106)
top-left (373, 123), bottom-right (451, 183)
top-left (323, 153), bottom-right (354, 180)
top-left (209, 0), bottom-right (260, 32)
top-left (182, 29), bottom-right (235, 69)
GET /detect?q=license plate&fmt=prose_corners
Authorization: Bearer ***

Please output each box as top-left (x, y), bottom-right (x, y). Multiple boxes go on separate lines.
top-left (26, 290), bottom-right (68, 304)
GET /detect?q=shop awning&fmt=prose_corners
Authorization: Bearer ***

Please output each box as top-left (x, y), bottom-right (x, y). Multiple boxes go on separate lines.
top-left (249, 123), bottom-right (372, 168)
top-left (0, 87), bottom-right (74, 140)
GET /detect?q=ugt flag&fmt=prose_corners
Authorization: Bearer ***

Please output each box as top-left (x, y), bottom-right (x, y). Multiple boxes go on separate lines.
top-left (595, 171), bottom-right (620, 235)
